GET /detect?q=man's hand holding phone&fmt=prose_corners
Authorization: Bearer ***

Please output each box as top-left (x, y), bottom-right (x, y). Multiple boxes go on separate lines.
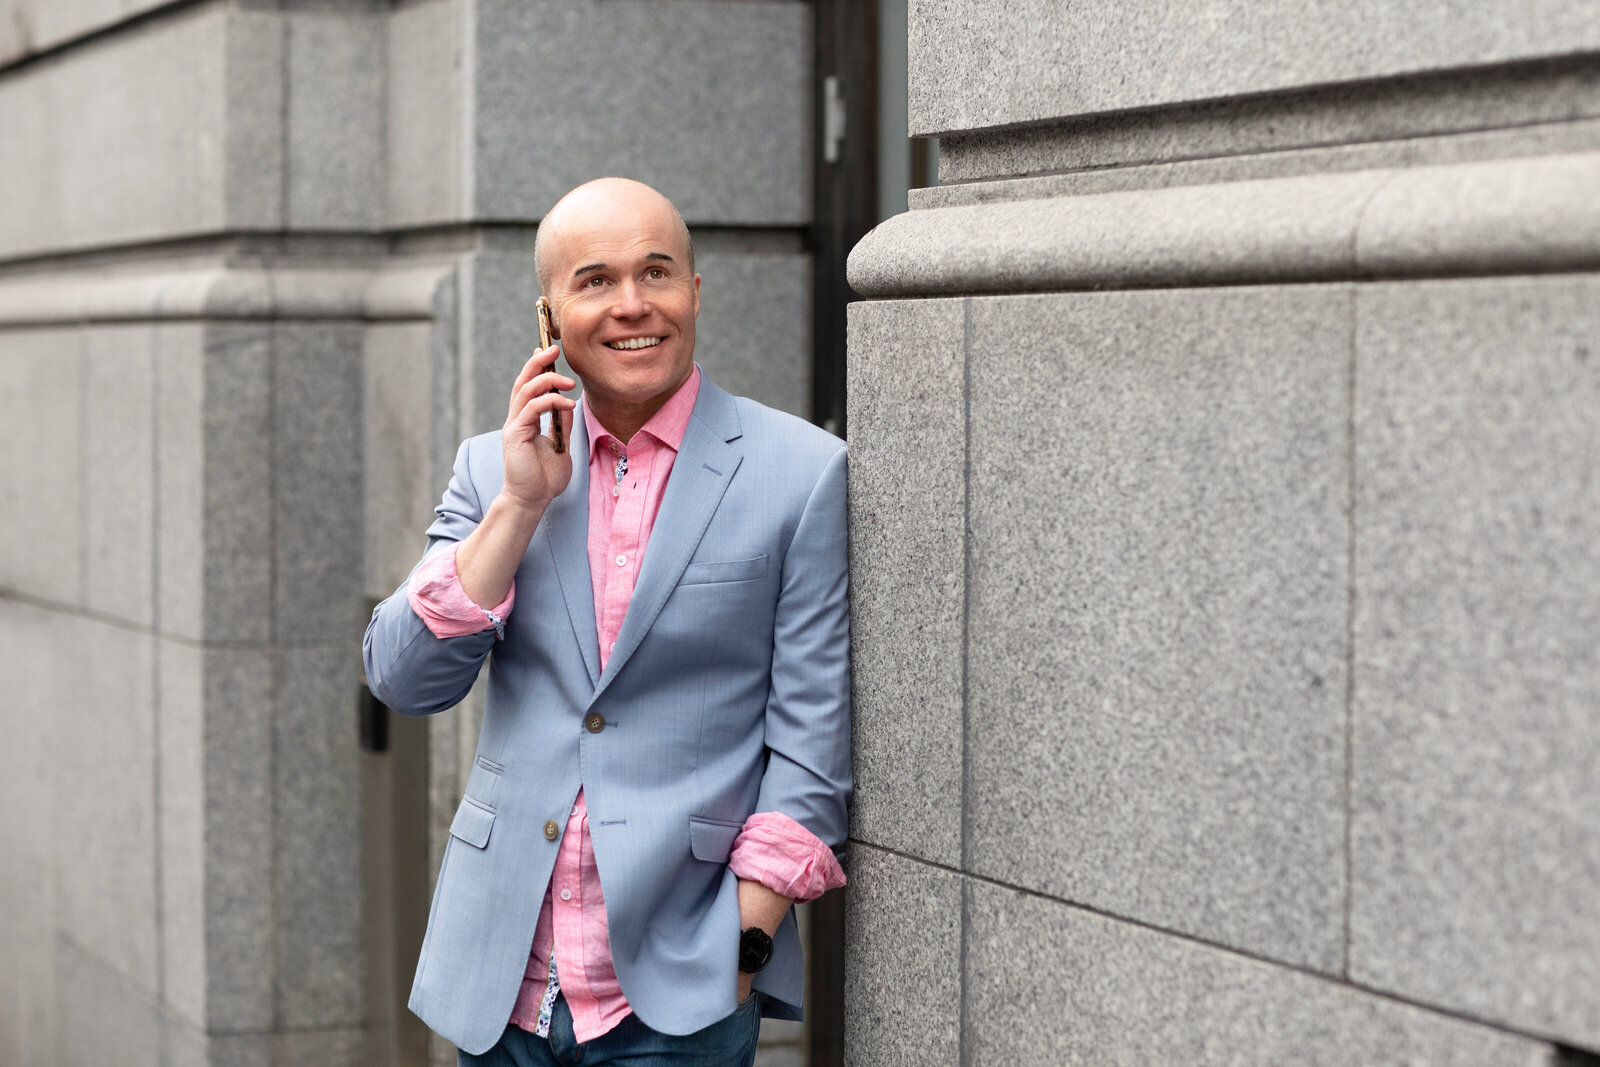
top-left (502, 341), bottom-right (577, 510)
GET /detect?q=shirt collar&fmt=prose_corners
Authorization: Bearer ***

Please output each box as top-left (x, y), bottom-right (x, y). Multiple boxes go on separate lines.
top-left (582, 364), bottom-right (702, 454)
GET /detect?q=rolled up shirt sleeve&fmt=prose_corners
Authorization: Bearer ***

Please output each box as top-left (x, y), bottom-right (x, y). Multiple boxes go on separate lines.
top-left (729, 811), bottom-right (846, 903)
top-left (406, 543), bottom-right (516, 640)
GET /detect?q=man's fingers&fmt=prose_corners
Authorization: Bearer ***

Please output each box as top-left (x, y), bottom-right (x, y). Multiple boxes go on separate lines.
top-left (507, 345), bottom-right (563, 418)
top-left (508, 390), bottom-right (576, 437)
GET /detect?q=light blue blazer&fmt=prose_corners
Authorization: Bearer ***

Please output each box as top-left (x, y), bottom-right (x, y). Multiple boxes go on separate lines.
top-left (363, 373), bottom-right (851, 1055)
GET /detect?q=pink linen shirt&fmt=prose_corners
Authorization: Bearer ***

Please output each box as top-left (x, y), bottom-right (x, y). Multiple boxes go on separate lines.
top-left (406, 366), bottom-right (845, 1043)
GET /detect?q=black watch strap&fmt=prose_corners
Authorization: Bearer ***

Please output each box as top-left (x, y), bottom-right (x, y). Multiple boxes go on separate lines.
top-left (738, 926), bottom-right (773, 974)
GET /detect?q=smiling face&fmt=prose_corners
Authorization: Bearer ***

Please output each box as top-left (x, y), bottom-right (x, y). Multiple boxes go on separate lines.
top-left (539, 179), bottom-right (701, 441)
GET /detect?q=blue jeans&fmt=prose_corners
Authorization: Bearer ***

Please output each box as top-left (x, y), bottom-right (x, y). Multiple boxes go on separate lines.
top-left (459, 994), bottom-right (762, 1067)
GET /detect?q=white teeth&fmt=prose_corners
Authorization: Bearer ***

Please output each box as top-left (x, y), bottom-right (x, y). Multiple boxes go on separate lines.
top-left (606, 337), bottom-right (663, 350)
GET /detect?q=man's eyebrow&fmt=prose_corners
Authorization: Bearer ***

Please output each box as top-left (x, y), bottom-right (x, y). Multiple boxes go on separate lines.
top-left (570, 252), bottom-right (675, 280)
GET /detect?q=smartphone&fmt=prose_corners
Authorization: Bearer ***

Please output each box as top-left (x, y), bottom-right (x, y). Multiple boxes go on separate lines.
top-left (535, 296), bottom-right (565, 454)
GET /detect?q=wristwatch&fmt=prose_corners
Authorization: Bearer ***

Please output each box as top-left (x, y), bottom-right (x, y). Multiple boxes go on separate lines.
top-left (738, 926), bottom-right (773, 974)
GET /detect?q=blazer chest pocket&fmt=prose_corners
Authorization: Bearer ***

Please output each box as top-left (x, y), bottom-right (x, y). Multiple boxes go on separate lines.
top-left (688, 816), bottom-right (743, 863)
top-left (680, 555), bottom-right (768, 586)
top-left (450, 796), bottom-right (496, 849)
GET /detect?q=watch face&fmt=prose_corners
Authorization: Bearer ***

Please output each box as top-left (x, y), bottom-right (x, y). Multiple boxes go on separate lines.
top-left (739, 927), bottom-right (774, 973)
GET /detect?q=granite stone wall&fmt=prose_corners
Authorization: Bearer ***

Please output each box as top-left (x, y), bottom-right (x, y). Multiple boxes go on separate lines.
top-left (0, 2), bottom-right (814, 1065)
top-left (844, 2), bottom-right (1600, 1064)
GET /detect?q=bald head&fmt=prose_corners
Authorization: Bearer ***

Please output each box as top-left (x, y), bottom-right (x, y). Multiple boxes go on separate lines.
top-left (534, 177), bottom-right (695, 297)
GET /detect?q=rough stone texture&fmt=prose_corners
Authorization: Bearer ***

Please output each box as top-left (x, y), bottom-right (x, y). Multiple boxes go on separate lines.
top-left (458, 248), bottom-right (542, 436)
top-left (844, 298), bottom-right (966, 867)
top-left (934, 57), bottom-right (1600, 183)
top-left (285, 8), bottom-right (385, 230)
top-left (965, 881), bottom-right (1553, 1066)
top-left (843, 846), bottom-right (963, 1067)
top-left (156, 637), bottom-right (208, 1029)
top-left (908, 0), bottom-right (1600, 135)
top-left (855, 151), bottom-right (1600, 298)
top-left (386, 0), bottom-right (464, 228)
top-left (194, 324), bottom-right (274, 645)
top-left (198, 646), bottom-right (276, 1032)
top-left (473, 0), bottom-right (811, 225)
top-left (964, 288), bottom-right (1350, 972)
top-left (83, 324), bottom-right (156, 627)
top-left (921, 114), bottom-right (1600, 207)
top-left (1350, 276), bottom-right (1600, 1047)
top-left (274, 323), bottom-right (365, 642)
top-left (694, 251), bottom-right (811, 418)
top-left (0, 327), bottom-right (83, 606)
top-left (274, 644), bottom-right (366, 1029)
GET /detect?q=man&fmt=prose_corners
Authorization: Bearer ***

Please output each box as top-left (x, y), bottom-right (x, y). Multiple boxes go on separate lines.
top-left (364, 177), bottom-right (850, 1066)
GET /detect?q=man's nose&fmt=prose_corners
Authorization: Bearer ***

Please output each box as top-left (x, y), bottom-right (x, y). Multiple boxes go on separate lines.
top-left (610, 278), bottom-right (648, 318)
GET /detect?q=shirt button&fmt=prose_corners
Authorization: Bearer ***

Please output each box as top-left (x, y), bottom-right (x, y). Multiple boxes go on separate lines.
top-left (585, 712), bottom-right (605, 734)
top-left (615, 554), bottom-right (626, 566)
top-left (560, 889), bottom-right (572, 901)
top-left (543, 820), bottom-right (559, 841)
top-left (611, 486), bottom-right (619, 497)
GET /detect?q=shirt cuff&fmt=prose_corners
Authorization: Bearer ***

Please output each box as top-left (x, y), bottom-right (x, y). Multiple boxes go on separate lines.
top-left (406, 544), bottom-right (515, 640)
top-left (728, 811), bottom-right (846, 903)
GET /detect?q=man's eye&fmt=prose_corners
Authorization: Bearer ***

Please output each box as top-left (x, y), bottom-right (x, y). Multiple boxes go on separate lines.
top-left (647, 268), bottom-right (665, 279)
top-left (584, 276), bottom-right (606, 287)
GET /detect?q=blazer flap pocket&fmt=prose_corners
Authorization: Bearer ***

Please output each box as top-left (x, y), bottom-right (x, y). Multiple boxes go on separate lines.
top-left (688, 816), bottom-right (743, 863)
top-left (450, 797), bottom-right (496, 849)
top-left (680, 555), bottom-right (768, 586)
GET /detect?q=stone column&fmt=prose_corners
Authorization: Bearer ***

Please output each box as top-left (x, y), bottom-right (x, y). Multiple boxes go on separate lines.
top-left (844, 3), bottom-right (1600, 1063)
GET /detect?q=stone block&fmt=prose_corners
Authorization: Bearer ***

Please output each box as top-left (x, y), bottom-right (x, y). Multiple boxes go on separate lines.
top-left (1350, 275), bottom-right (1600, 1047)
top-left (964, 880), bottom-right (1552, 1065)
top-left (83, 325), bottom-right (156, 627)
top-left (0, 600), bottom-right (64, 1067)
top-left (934, 58), bottom-right (1600, 184)
top-left (843, 845), bottom-right (963, 1067)
top-left (0, 0), bottom-right (173, 64)
top-left (365, 321), bottom-right (441, 599)
top-left (199, 646), bottom-right (276, 1031)
top-left (181, 323), bottom-right (273, 645)
top-left (845, 298), bottom-right (967, 867)
top-left (964, 287), bottom-right (1349, 971)
top-left (0, 6), bottom-right (233, 260)
top-left (0, 327), bottom-right (83, 605)
top-left (54, 939), bottom-right (164, 1067)
top-left (285, 8), bottom-right (385, 229)
top-left (274, 645), bottom-right (365, 1028)
top-left (54, 615), bottom-right (160, 992)
top-left (473, 0), bottom-right (810, 225)
top-left (223, 9), bottom-right (287, 233)
top-left (694, 251), bottom-right (811, 419)
top-left (387, 0), bottom-right (465, 227)
top-left (908, 0), bottom-right (1600, 136)
top-left (153, 323), bottom-right (207, 640)
top-left (157, 638), bottom-right (208, 1029)
top-left (459, 249), bottom-right (543, 437)
top-left (273, 323), bottom-right (365, 642)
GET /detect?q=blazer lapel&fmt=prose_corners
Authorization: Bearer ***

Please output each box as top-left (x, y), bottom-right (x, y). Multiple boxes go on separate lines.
top-left (590, 377), bottom-right (744, 704)
top-left (542, 414), bottom-right (602, 687)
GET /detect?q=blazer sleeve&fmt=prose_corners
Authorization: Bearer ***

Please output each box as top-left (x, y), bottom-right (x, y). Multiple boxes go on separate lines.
top-left (363, 437), bottom-right (500, 716)
top-left (755, 444), bottom-right (853, 854)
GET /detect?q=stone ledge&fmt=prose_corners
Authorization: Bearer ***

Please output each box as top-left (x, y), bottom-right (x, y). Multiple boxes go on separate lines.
top-left (0, 261), bottom-right (454, 326)
top-left (848, 150), bottom-right (1600, 296)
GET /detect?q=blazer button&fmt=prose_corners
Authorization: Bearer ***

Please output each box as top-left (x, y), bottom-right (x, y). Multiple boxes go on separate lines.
top-left (544, 820), bottom-right (560, 841)
top-left (584, 712), bottom-right (605, 734)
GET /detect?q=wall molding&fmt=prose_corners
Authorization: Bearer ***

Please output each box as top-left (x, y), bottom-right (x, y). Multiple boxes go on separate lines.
top-left (847, 150), bottom-right (1600, 297)
top-left (0, 261), bottom-right (454, 327)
